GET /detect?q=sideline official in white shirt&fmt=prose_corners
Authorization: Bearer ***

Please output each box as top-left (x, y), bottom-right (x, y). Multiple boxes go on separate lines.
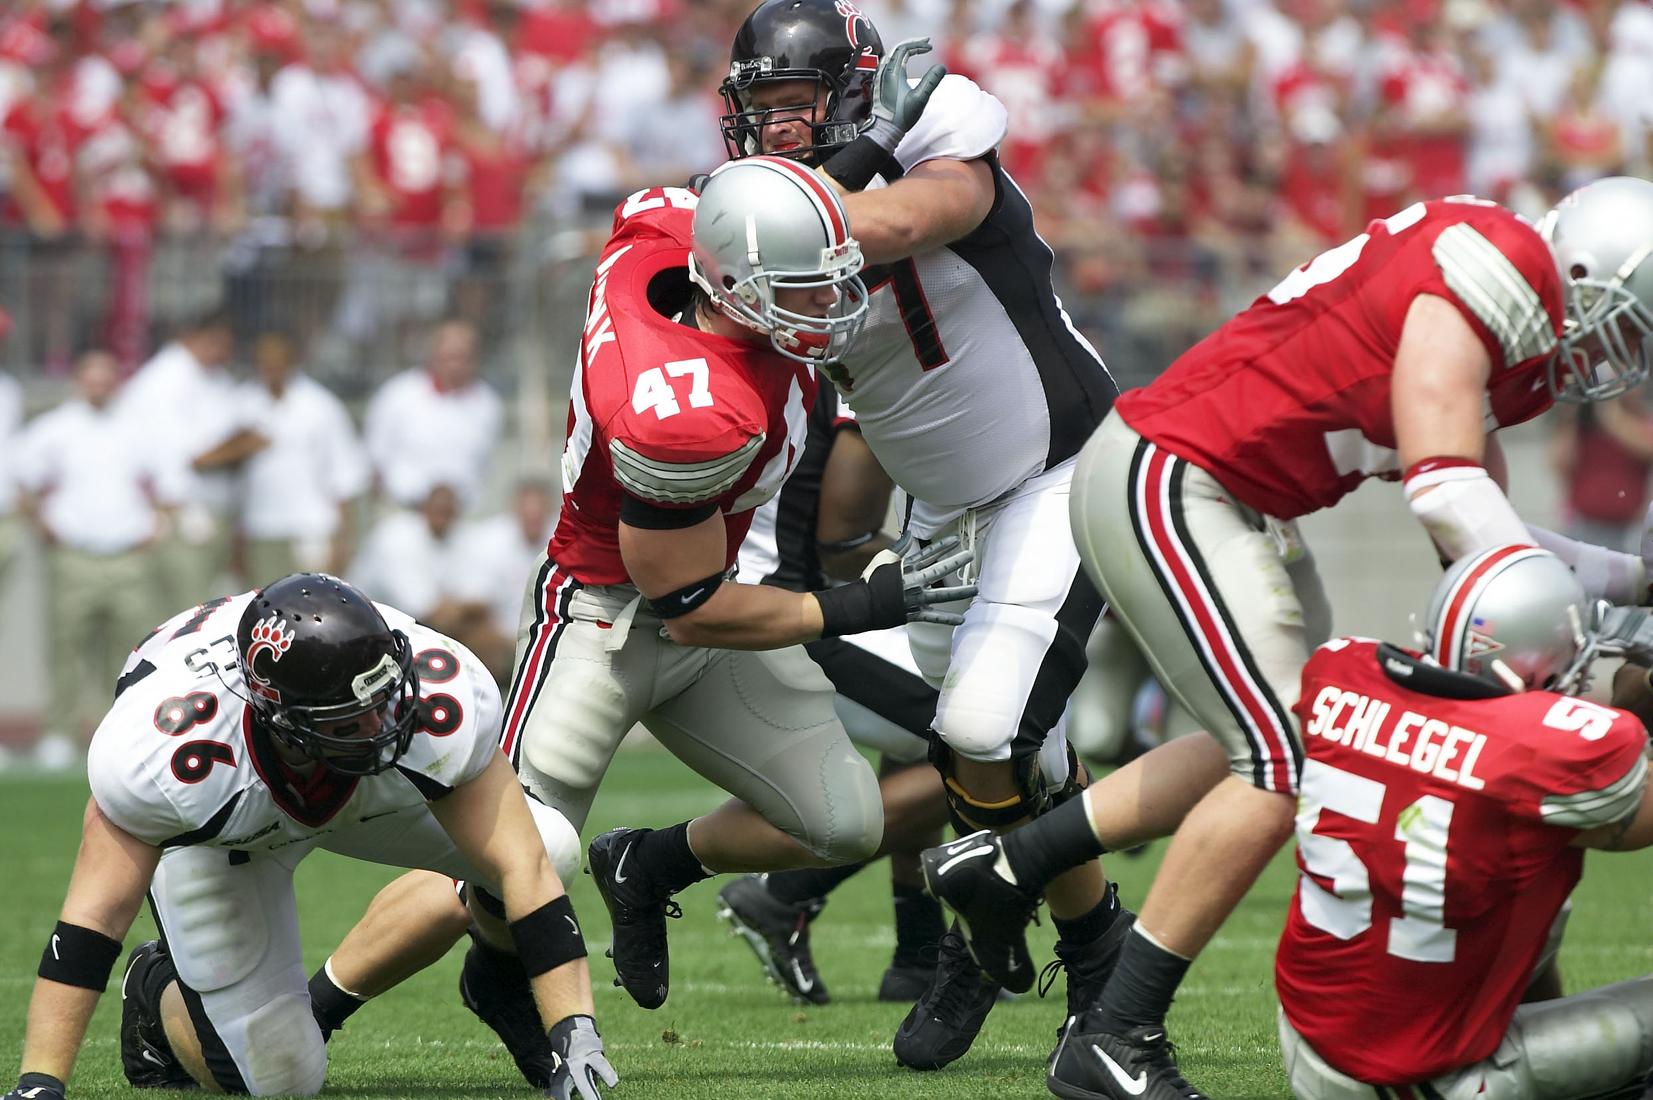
top-left (363, 319), bottom-right (503, 509)
top-left (235, 331), bottom-right (371, 585)
top-left (15, 351), bottom-right (167, 756)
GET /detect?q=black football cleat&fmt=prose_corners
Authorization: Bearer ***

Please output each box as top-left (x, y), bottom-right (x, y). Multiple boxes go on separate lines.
top-left (1040, 883), bottom-right (1137, 1054)
top-left (892, 925), bottom-right (1001, 1071)
top-left (920, 830), bottom-right (1042, 993)
top-left (716, 875), bottom-right (830, 1005)
top-left (1048, 1018), bottom-right (1207, 1100)
top-left (457, 932), bottom-right (558, 1088)
top-left (120, 941), bottom-right (196, 1090)
top-left (587, 827), bottom-right (681, 1010)
top-left (878, 962), bottom-right (935, 1003)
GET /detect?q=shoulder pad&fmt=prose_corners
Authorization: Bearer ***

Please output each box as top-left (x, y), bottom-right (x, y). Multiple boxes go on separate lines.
top-left (895, 74), bottom-right (1007, 171)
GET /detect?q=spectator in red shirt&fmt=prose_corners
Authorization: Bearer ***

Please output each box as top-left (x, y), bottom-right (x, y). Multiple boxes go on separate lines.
top-left (137, 38), bottom-right (230, 233)
top-left (1375, 9), bottom-right (1469, 201)
top-left (1542, 58), bottom-right (1624, 192)
top-left (354, 52), bottom-right (457, 243)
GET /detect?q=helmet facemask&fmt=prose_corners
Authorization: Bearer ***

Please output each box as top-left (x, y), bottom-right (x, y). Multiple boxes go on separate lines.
top-left (253, 632), bottom-right (422, 776)
top-left (1547, 246), bottom-right (1653, 403)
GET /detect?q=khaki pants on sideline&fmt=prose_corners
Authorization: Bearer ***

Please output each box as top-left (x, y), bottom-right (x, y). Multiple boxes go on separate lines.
top-left (153, 519), bottom-right (233, 612)
top-left (49, 546), bottom-right (159, 739)
top-left (0, 514), bottom-right (20, 598)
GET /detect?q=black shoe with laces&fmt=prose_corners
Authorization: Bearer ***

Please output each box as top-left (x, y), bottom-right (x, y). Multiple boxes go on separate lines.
top-left (919, 830), bottom-right (1042, 993)
top-left (716, 874), bottom-right (830, 1005)
top-left (120, 941), bottom-right (196, 1090)
top-left (1048, 1017), bottom-right (1207, 1100)
top-left (457, 932), bottom-right (558, 1088)
top-left (587, 826), bottom-right (682, 1010)
top-left (892, 924), bottom-right (1002, 1071)
top-left (1037, 883), bottom-right (1137, 1056)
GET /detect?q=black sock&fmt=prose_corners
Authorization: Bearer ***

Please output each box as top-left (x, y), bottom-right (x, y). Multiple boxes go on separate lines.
top-left (636, 822), bottom-right (712, 895)
top-left (307, 964), bottom-right (366, 1039)
top-left (1002, 795), bottom-right (1104, 890)
top-left (1094, 927), bottom-right (1190, 1033)
top-left (890, 882), bottom-right (945, 967)
top-left (1052, 885), bottom-right (1121, 947)
top-left (764, 861), bottom-right (866, 905)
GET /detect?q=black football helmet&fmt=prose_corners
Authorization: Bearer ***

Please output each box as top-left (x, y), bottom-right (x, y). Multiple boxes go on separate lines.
top-left (720, 0), bottom-right (884, 163)
top-left (236, 574), bottom-right (421, 776)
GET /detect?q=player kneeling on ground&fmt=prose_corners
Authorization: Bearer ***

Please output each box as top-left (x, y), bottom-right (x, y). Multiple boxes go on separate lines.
top-left (3, 574), bottom-right (612, 1100)
top-left (927, 546), bottom-right (1653, 1099)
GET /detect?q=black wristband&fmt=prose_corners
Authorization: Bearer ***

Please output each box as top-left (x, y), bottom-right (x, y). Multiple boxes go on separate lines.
top-left (509, 895), bottom-right (588, 978)
top-left (822, 134), bottom-right (903, 191)
top-left (38, 920), bottom-right (122, 991)
top-left (814, 564), bottom-right (905, 637)
top-left (14, 1073), bottom-right (65, 1098)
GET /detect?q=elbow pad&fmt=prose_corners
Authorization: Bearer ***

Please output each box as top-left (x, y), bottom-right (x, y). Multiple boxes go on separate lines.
top-left (1403, 457), bottom-right (1532, 562)
top-left (1527, 523), bottom-right (1649, 605)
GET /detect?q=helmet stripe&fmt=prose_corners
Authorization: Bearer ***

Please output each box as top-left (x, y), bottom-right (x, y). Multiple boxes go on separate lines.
top-left (755, 154), bottom-right (849, 247)
top-left (1433, 544), bottom-right (1541, 668)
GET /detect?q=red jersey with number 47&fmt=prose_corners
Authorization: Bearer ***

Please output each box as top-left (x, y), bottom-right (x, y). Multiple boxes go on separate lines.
top-left (1276, 637), bottom-right (1648, 1084)
top-left (1116, 198), bottom-right (1566, 520)
top-left (550, 188), bottom-right (817, 585)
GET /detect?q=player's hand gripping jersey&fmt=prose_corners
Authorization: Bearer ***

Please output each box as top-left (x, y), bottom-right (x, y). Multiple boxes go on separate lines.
top-left (1117, 198), bottom-right (1566, 520)
top-left (823, 75), bottom-right (1116, 535)
top-left (552, 189), bottom-right (820, 584)
top-left (87, 592), bottom-right (500, 850)
top-left (1276, 637), bottom-right (1649, 1083)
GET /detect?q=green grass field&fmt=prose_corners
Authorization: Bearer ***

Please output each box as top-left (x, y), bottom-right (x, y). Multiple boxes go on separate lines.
top-left (5, 750), bottom-right (1653, 1099)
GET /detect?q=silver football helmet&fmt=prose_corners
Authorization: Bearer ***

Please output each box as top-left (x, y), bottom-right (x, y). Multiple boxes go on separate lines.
top-left (1420, 545), bottom-right (1601, 694)
top-left (688, 156), bottom-right (868, 364)
top-left (1539, 175), bottom-right (1653, 403)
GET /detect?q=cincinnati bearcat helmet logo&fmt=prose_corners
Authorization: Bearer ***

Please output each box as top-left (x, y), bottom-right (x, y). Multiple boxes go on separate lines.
top-left (245, 614), bottom-right (296, 701)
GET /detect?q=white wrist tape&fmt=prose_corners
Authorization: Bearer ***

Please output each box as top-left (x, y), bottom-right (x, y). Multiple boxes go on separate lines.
top-left (1403, 458), bottom-right (1532, 562)
top-left (1526, 524), bottom-right (1648, 605)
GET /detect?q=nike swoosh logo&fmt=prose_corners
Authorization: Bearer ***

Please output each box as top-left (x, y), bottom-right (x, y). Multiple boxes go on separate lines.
top-left (142, 1049), bottom-right (165, 1066)
top-left (937, 844), bottom-right (994, 877)
top-left (51, 933), bottom-right (61, 960)
top-left (566, 915), bottom-right (580, 935)
top-left (359, 809), bottom-right (401, 823)
top-left (1092, 1044), bottom-right (1148, 1096)
top-left (678, 587), bottom-right (706, 605)
top-left (614, 843), bottom-right (633, 884)
top-left (791, 960), bottom-right (814, 992)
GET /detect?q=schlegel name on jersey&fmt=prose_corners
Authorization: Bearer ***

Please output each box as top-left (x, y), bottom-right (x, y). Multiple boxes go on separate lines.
top-left (552, 190), bottom-right (819, 584)
top-left (828, 74), bottom-right (1116, 536)
top-left (1277, 636), bottom-right (1649, 1083)
top-left (87, 592), bottom-right (500, 851)
top-left (1119, 197), bottom-right (1567, 521)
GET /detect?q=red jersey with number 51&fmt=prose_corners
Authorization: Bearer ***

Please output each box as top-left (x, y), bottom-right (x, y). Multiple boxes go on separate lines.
top-left (1116, 198), bottom-right (1566, 520)
top-left (1276, 637), bottom-right (1648, 1084)
top-left (550, 187), bottom-right (817, 585)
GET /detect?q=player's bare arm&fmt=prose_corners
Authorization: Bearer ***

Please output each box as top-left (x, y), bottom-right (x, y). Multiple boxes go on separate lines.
top-left (620, 507), bottom-right (824, 649)
top-left (431, 751), bottom-right (616, 1099)
top-left (815, 428), bottom-right (895, 579)
top-left (833, 158), bottom-right (995, 263)
top-left (1393, 294), bottom-right (1536, 560)
top-left (15, 798), bottom-right (161, 1091)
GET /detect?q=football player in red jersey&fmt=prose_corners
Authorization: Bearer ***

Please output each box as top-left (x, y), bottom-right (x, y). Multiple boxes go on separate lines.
top-left (920, 177), bottom-right (1653, 1098)
top-left (303, 154), bottom-right (977, 1084)
top-left (1273, 545), bottom-right (1653, 1098)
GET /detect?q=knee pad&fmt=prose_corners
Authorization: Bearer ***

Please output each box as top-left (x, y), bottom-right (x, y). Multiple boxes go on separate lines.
top-left (1508, 980), bottom-right (1653, 1100)
top-left (237, 993), bottom-right (328, 1096)
top-left (928, 734), bottom-right (1078, 832)
top-left (525, 795), bottom-right (582, 882)
top-left (520, 663), bottom-right (630, 791)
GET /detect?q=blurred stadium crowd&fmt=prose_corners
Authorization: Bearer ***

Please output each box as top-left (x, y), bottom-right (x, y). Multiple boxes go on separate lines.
top-left (2, 0), bottom-right (1653, 376)
top-left (4, 0), bottom-right (1653, 766)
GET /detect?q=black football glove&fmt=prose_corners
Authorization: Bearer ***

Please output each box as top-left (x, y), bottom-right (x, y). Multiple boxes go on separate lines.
top-left (544, 1015), bottom-right (616, 1100)
top-left (6, 1073), bottom-right (67, 1100)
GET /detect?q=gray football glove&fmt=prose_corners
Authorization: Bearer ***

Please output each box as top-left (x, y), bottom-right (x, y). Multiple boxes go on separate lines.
top-left (890, 535), bottom-right (977, 625)
top-left (545, 1016), bottom-right (617, 1100)
top-left (863, 38), bottom-right (948, 152)
top-left (1595, 604), bottom-right (1653, 663)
